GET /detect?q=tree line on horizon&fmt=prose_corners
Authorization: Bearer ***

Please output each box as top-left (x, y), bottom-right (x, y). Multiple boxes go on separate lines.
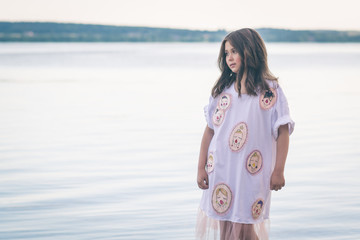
top-left (0, 22), bottom-right (360, 42)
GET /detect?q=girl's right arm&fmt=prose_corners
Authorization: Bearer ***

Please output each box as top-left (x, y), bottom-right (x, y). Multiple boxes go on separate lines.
top-left (197, 125), bottom-right (214, 189)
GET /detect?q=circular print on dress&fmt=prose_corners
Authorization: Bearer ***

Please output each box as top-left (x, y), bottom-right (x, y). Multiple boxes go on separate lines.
top-left (212, 107), bottom-right (225, 126)
top-left (259, 88), bottom-right (277, 110)
top-left (207, 152), bottom-right (214, 173)
top-left (218, 93), bottom-right (231, 111)
top-left (212, 183), bottom-right (232, 215)
top-left (229, 122), bottom-right (248, 152)
top-left (246, 150), bottom-right (263, 175)
top-left (251, 198), bottom-right (264, 220)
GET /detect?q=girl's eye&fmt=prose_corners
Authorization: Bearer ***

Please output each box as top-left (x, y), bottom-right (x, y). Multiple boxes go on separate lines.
top-left (232, 49), bottom-right (237, 54)
top-left (225, 52), bottom-right (228, 56)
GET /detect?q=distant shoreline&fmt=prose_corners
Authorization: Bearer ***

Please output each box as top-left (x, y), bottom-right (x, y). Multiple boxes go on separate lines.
top-left (1, 21), bottom-right (360, 42)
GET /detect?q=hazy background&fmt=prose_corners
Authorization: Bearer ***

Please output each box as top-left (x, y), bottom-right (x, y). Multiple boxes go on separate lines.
top-left (0, 0), bottom-right (360, 31)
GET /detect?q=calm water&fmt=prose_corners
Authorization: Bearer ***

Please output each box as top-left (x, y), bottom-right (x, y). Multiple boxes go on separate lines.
top-left (0, 42), bottom-right (360, 240)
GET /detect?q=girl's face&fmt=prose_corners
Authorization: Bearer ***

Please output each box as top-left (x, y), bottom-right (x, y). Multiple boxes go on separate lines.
top-left (225, 41), bottom-right (241, 73)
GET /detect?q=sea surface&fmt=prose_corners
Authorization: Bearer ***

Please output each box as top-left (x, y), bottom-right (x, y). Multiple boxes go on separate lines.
top-left (0, 42), bottom-right (360, 240)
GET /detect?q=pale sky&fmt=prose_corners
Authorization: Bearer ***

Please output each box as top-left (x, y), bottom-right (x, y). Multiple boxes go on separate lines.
top-left (1, 0), bottom-right (359, 31)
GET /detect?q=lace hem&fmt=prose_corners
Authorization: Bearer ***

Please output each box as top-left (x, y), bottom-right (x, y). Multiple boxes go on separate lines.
top-left (195, 208), bottom-right (270, 240)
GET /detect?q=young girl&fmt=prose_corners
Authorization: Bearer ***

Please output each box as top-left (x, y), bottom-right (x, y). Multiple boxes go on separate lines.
top-left (196, 28), bottom-right (294, 240)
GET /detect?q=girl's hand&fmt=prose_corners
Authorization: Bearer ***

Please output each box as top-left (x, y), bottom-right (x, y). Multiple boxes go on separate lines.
top-left (197, 168), bottom-right (209, 189)
top-left (270, 171), bottom-right (285, 191)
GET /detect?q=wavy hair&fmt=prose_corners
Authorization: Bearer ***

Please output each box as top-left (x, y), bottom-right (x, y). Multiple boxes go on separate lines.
top-left (212, 28), bottom-right (277, 98)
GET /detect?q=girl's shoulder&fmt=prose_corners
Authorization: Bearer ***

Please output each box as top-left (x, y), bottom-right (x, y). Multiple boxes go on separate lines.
top-left (265, 79), bottom-right (279, 90)
top-left (254, 79), bottom-right (279, 96)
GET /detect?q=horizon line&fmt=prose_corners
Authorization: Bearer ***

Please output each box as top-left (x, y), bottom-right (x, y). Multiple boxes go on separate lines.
top-left (1, 20), bottom-right (360, 33)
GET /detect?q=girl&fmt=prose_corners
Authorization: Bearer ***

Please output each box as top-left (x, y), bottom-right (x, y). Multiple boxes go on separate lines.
top-left (196, 28), bottom-right (294, 240)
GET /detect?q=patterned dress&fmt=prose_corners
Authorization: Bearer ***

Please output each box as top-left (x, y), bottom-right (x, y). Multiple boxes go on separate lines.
top-left (197, 81), bottom-right (294, 240)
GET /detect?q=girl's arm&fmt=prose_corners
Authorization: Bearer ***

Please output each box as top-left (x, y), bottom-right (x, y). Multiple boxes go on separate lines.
top-left (270, 124), bottom-right (289, 191)
top-left (197, 125), bottom-right (214, 189)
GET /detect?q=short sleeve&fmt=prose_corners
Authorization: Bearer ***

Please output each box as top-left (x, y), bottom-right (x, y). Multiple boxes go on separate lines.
top-left (204, 95), bottom-right (215, 130)
top-left (271, 86), bottom-right (295, 139)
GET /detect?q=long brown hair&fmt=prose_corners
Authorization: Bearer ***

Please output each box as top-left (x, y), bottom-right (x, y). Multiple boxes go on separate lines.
top-left (212, 28), bottom-right (277, 98)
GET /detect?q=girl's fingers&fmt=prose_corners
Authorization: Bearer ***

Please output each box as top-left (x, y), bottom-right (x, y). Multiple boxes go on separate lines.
top-left (198, 177), bottom-right (209, 189)
top-left (202, 178), bottom-right (209, 189)
top-left (270, 184), bottom-right (281, 191)
top-left (197, 171), bottom-right (209, 189)
top-left (272, 185), bottom-right (284, 191)
top-left (198, 181), bottom-right (203, 188)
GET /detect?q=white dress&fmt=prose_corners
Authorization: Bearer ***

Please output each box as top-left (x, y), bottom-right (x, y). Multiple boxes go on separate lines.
top-left (197, 81), bottom-right (295, 240)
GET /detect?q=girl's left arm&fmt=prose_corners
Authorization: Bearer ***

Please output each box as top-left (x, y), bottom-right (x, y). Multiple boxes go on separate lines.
top-left (270, 124), bottom-right (289, 191)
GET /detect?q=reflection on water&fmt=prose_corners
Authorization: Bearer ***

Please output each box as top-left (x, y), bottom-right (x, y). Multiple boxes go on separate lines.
top-left (0, 42), bottom-right (360, 240)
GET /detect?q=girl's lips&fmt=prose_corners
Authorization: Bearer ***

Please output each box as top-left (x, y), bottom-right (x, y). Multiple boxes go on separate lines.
top-left (229, 63), bottom-right (236, 68)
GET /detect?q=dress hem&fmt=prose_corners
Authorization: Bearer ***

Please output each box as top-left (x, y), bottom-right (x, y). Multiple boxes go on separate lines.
top-left (196, 208), bottom-right (270, 240)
